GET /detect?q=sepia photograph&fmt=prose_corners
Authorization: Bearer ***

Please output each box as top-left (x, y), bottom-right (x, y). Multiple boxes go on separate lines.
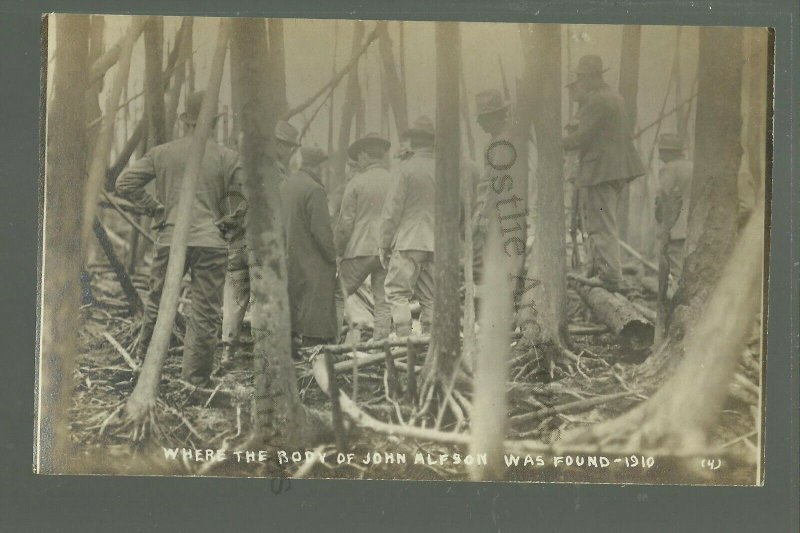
top-left (37, 14), bottom-right (770, 484)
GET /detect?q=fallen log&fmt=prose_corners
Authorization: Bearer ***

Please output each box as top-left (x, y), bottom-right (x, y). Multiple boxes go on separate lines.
top-left (572, 281), bottom-right (654, 350)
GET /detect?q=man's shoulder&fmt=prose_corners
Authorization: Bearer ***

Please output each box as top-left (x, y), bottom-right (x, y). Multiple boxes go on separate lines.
top-left (585, 86), bottom-right (620, 111)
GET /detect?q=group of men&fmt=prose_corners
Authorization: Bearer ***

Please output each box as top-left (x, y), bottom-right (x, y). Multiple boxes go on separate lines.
top-left (115, 53), bottom-right (694, 386)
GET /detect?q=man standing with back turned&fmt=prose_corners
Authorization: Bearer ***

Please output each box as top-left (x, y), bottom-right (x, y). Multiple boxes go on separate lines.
top-left (563, 54), bottom-right (645, 292)
top-left (116, 91), bottom-right (242, 386)
top-left (380, 116), bottom-right (437, 337)
top-left (335, 132), bottom-right (393, 340)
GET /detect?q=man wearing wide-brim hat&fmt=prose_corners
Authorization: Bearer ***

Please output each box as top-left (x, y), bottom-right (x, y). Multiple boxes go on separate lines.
top-left (379, 116), bottom-right (437, 336)
top-left (280, 145), bottom-right (339, 349)
top-left (116, 90), bottom-right (243, 385)
top-left (219, 120), bottom-right (300, 368)
top-left (655, 132), bottom-right (693, 278)
top-left (334, 132), bottom-right (393, 340)
top-left (563, 54), bottom-right (645, 292)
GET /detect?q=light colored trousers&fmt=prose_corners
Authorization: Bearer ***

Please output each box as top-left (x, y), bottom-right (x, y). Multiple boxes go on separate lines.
top-left (384, 250), bottom-right (434, 337)
top-left (336, 255), bottom-right (391, 340)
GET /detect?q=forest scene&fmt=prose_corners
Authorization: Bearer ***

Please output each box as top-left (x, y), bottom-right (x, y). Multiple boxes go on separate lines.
top-left (38, 15), bottom-right (769, 484)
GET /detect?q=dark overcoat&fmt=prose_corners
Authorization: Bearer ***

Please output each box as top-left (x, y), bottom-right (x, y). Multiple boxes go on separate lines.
top-left (280, 168), bottom-right (338, 339)
top-left (563, 82), bottom-right (645, 187)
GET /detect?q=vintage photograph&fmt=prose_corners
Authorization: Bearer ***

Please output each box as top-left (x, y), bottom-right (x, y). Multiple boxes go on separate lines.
top-left (37, 14), bottom-right (769, 484)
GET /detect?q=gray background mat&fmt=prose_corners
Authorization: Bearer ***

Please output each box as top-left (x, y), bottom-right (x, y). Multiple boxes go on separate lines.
top-left (2, 0), bottom-right (797, 531)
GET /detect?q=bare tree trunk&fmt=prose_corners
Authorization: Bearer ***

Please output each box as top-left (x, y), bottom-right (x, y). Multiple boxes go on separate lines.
top-left (376, 21), bottom-right (409, 136)
top-left (231, 18), bottom-right (331, 448)
top-left (617, 25), bottom-right (641, 242)
top-left (144, 17), bottom-right (167, 147)
top-left (165, 17), bottom-right (192, 140)
top-left (470, 215), bottom-right (512, 480)
top-left (639, 26), bottom-right (744, 380)
top-left (326, 20), bottom-right (339, 183)
top-left (332, 21), bottom-right (365, 191)
top-left (267, 19), bottom-right (289, 117)
top-left (743, 28), bottom-right (769, 197)
top-left (517, 24), bottom-right (573, 373)
top-left (421, 22), bottom-right (462, 399)
top-left (121, 20), bottom-right (231, 431)
top-left (38, 13), bottom-right (90, 473)
top-left (80, 16), bottom-right (146, 258)
top-left (674, 27), bottom-right (688, 142)
top-left (86, 15), bottom-right (105, 147)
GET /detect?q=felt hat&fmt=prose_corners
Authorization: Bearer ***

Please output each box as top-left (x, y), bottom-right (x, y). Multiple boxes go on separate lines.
top-left (347, 132), bottom-right (391, 161)
top-left (301, 146), bottom-right (328, 167)
top-left (658, 133), bottom-right (685, 151)
top-left (274, 120), bottom-right (301, 147)
top-left (573, 54), bottom-right (609, 77)
top-left (475, 90), bottom-right (510, 116)
top-left (402, 115), bottom-right (436, 139)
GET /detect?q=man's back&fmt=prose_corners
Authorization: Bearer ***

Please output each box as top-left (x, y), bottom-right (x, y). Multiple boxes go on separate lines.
top-left (336, 163), bottom-right (391, 258)
top-left (116, 136), bottom-right (241, 248)
top-left (380, 149), bottom-right (436, 252)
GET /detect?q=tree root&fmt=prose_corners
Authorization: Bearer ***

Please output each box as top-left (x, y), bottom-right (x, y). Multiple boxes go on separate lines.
top-left (98, 394), bottom-right (168, 443)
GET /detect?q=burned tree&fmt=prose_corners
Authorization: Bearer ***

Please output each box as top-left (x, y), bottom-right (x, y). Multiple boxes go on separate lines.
top-left (332, 21), bottom-right (366, 192)
top-left (39, 13), bottom-right (90, 472)
top-left (376, 21), bottom-right (409, 135)
top-left (640, 26), bottom-right (744, 380)
top-left (616, 25), bottom-right (641, 242)
top-left (419, 21), bottom-right (463, 417)
top-left (143, 17), bottom-right (167, 147)
top-left (516, 24), bottom-right (576, 373)
top-left (231, 18), bottom-right (331, 448)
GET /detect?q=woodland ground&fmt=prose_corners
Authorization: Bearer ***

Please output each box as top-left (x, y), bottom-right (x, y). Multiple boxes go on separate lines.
top-left (67, 265), bottom-right (760, 484)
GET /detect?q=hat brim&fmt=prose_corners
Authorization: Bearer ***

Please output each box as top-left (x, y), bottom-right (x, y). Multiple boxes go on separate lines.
top-left (348, 137), bottom-right (391, 160)
top-left (476, 103), bottom-right (510, 117)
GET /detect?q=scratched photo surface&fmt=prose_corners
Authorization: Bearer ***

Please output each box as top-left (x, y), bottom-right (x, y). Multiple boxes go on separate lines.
top-left (37, 14), bottom-right (770, 484)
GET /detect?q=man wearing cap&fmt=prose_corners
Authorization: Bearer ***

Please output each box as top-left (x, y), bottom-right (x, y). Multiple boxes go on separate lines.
top-left (280, 145), bottom-right (339, 348)
top-left (380, 116), bottom-right (436, 337)
top-left (220, 120), bottom-right (300, 366)
top-left (116, 91), bottom-right (242, 385)
top-left (472, 89), bottom-right (512, 284)
top-left (563, 54), bottom-right (645, 291)
top-left (655, 133), bottom-right (693, 277)
top-left (334, 133), bottom-right (393, 340)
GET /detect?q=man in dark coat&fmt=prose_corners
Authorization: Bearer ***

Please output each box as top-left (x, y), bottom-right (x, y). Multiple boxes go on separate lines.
top-left (116, 91), bottom-right (241, 385)
top-left (220, 120), bottom-right (299, 366)
top-left (563, 55), bottom-right (645, 290)
top-left (280, 146), bottom-right (339, 347)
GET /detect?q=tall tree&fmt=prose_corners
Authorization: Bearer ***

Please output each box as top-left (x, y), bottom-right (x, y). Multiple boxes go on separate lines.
top-left (80, 16), bottom-right (146, 258)
top-left (420, 21), bottom-right (462, 411)
top-left (144, 17), bottom-right (167, 148)
top-left (39, 13), bottom-right (90, 473)
top-left (267, 19), bottom-right (289, 117)
top-left (376, 21), bottom-right (409, 136)
top-left (332, 21), bottom-right (365, 191)
top-left (85, 15), bottom-right (105, 147)
top-left (517, 24), bottom-right (574, 373)
top-left (165, 18), bottom-right (192, 140)
top-left (231, 18), bottom-right (330, 448)
top-left (641, 26), bottom-right (744, 380)
top-left (119, 19), bottom-right (231, 434)
top-left (617, 25), bottom-right (642, 242)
